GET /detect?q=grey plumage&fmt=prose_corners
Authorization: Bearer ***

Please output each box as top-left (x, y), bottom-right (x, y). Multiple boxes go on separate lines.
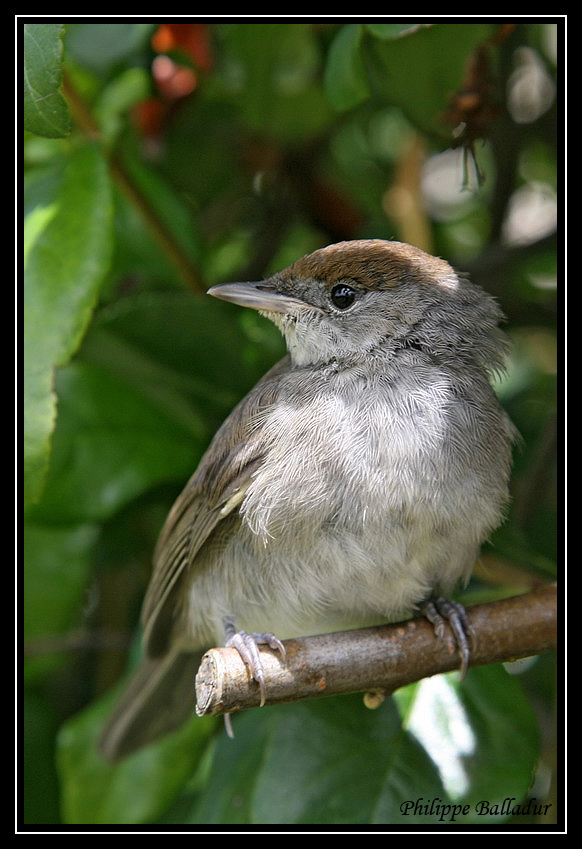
top-left (100, 240), bottom-right (515, 761)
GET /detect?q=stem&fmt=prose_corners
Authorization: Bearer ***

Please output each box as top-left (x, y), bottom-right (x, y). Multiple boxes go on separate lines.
top-left (62, 69), bottom-right (204, 294)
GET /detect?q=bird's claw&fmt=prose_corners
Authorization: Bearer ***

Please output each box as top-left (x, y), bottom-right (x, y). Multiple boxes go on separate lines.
top-left (225, 628), bottom-right (286, 706)
top-left (422, 597), bottom-right (473, 679)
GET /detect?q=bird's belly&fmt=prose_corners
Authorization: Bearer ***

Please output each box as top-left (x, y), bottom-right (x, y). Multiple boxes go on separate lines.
top-left (186, 501), bottom-right (478, 646)
top-left (185, 381), bottom-right (500, 646)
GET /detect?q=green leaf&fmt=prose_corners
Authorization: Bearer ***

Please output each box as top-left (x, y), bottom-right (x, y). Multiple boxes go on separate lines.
top-left (23, 521), bottom-right (99, 681)
top-left (397, 665), bottom-right (540, 821)
top-left (195, 668), bottom-right (540, 825)
top-left (64, 23), bottom-right (155, 72)
top-left (324, 23), bottom-right (370, 112)
top-left (94, 67), bottom-right (151, 146)
top-left (195, 695), bottom-right (445, 825)
top-left (23, 692), bottom-right (61, 823)
top-left (365, 22), bottom-right (494, 139)
top-left (26, 293), bottom-right (280, 525)
top-left (85, 292), bottom-right (281, 411)
top-left (23, 144), bottom-right (113, 504)
top-left (458, 665), bottom-right (540, 818)
top-left (192, 711), bottom-right (271, 824)
top-left (26, 360), bottom-right (202, 524)
top-left (57, 690), bottom-right (215, 824)
top-left (216, 23), bottom-right (330, 140)
top-left (23, 23), bottom-right (71, 138)
top-left (109, 151), bottom-right (202, 288)
top-left (365, 23), bottom-right (426, 40)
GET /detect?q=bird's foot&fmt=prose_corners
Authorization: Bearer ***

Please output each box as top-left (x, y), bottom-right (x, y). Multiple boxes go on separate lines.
top-left (224, 622), bottom-right (286, 707)
top-left (421, 597), bottom-right (473, 679)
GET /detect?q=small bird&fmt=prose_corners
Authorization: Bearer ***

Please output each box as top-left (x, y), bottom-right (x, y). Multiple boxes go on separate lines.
top-left (100, 239), bottom-right (515, 761)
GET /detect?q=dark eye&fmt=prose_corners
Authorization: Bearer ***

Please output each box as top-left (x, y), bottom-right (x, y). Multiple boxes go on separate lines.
top-left (330, 284), bottom-right (356, 309)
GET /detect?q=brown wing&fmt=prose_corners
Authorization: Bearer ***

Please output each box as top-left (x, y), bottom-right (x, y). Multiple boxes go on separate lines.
top-left (141, 355), bottom-right (291, 657)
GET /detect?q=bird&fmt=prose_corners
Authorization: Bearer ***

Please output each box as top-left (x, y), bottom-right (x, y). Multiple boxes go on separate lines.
top-left (99, 239), bottom-right (515, 761)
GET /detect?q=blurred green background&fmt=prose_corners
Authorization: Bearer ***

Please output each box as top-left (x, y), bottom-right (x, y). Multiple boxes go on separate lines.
top-left (23, 21), bottom-right (558, 826)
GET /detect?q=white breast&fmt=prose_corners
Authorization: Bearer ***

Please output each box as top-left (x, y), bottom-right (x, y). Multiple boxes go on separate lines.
top-left (187, 364), bottom-right (503, 644)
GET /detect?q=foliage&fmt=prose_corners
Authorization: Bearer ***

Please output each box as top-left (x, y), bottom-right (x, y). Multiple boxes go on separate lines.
top-left (22, 21), bottom-right (558, 826)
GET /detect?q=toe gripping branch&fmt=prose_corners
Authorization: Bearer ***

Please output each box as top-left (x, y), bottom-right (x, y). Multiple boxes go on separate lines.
top-left (223, 619), bottom-right (286, 706)
top-left (421, 597), bottom-right (474, 679)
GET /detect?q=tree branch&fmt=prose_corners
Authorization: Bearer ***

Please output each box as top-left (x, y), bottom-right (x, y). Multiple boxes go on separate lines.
top-left (62, 69), bottom-right (204, 294)
top-left (195, 585), bottom-right (557, 717)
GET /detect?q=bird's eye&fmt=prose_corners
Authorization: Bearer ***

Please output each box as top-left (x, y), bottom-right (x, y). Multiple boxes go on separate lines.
top-left (330, 284), bottom-right (356, 309)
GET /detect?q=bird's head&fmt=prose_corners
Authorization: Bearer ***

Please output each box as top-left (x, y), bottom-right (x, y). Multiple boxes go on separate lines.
top-left (209, 240), bottom-right (506, 372)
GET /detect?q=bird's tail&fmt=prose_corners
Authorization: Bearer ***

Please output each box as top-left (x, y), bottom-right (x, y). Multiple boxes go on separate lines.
top-left (98, 650), bottom-right (204, 762)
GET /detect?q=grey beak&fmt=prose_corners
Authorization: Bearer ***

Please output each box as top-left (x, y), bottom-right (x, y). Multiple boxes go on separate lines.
top-left (207, 281), bottom-right (307, 314)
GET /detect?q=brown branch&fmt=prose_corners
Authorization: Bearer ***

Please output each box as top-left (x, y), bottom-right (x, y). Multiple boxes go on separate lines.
top-left (62, 70), bottom-right (204, 294)
top-left (195, 585), bottom-right (557, 717)
top-left (107, 155), bottom-right (204, 294)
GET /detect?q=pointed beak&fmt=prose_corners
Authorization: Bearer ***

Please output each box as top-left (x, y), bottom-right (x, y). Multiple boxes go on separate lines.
top-left (207, 281), bottom-right (307, 314)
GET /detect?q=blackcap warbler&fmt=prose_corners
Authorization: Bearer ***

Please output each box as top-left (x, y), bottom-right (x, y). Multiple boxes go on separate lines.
top-left (100, 239), bottom-right (515, 761)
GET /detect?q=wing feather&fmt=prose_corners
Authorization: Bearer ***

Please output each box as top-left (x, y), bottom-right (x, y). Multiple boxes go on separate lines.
top-left (141, 355), bottom-right (291, 656)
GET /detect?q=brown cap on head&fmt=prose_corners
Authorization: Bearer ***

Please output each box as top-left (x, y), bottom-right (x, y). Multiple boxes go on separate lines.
top-left (281, 240), bottom-right (459, 291)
